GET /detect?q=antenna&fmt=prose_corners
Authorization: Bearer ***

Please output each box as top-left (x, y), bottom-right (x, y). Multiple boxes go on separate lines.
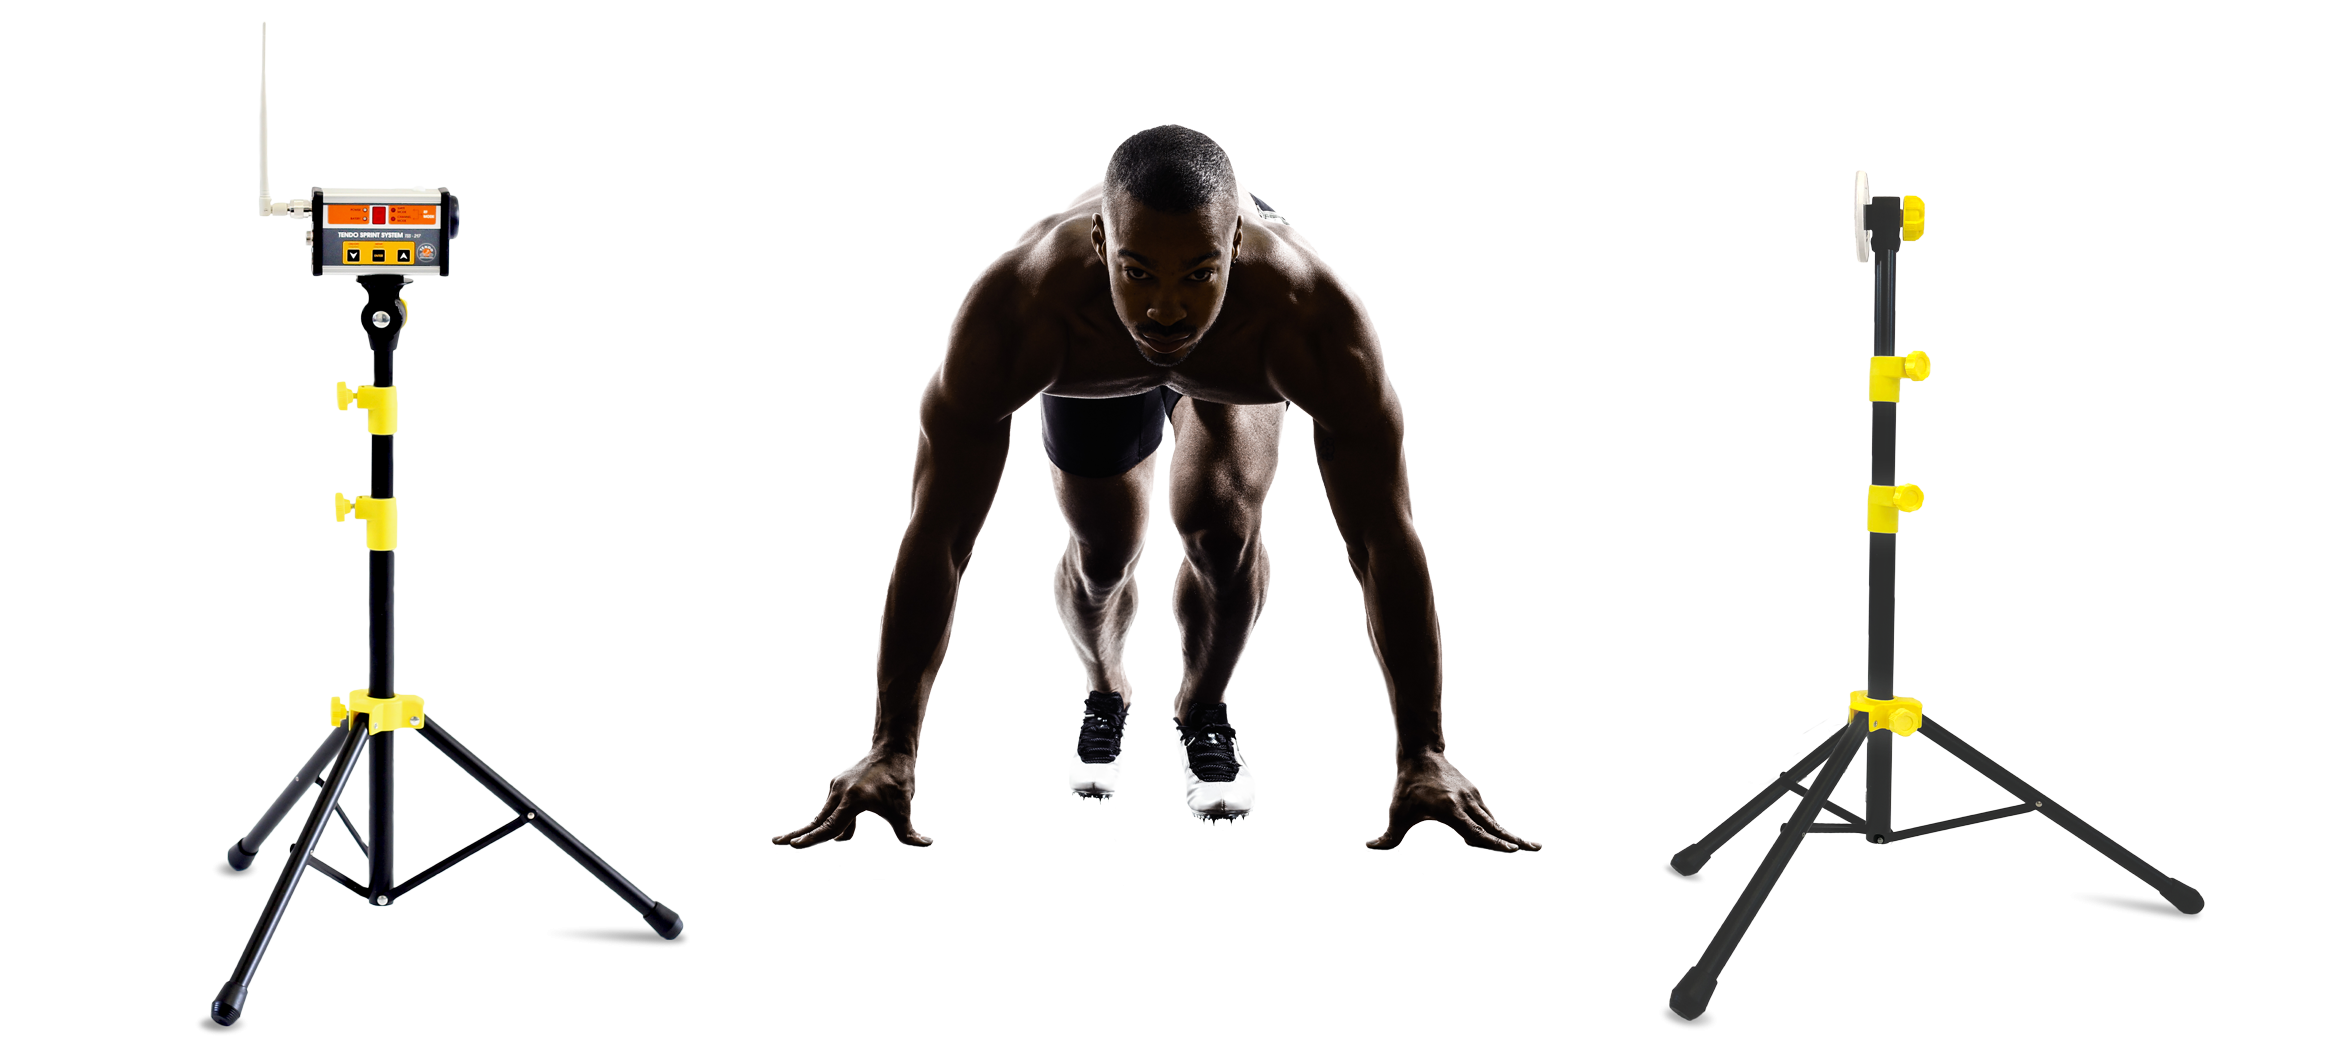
top-left (259, 24), bottom-right (306, 219)
top-left (259, 23), bottom-right (269, 216)
top-left (1848, 169), bottom-right (1867, 264)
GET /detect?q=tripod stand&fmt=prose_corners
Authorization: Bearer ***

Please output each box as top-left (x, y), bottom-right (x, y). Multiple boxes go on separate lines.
top-left (211, 275), bottom-right (681, 1027)
top-left (1663, 185), bottom-right (2202, 1022)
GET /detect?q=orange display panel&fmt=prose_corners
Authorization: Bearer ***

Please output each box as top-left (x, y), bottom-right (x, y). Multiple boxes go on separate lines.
top-left (325, 204), bottom-right (440, 226)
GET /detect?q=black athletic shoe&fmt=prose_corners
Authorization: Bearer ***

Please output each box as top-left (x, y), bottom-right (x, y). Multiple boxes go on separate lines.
top-left (1178, 702), bottom-right (1254, 821)
top-left (1068, 691), bottom-right (1129, 799)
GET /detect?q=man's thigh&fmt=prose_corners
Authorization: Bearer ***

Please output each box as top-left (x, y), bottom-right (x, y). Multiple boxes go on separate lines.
top-left (1168, 399), bottom-right (1285, 539)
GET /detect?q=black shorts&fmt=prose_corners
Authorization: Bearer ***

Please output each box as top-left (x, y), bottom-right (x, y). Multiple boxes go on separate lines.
top-left (1041, 194), bottom-right (1286, 479)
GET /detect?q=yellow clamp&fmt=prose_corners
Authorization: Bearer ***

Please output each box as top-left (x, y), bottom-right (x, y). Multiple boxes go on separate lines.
top-left (1870, 351), bottom-right (1931, 402)
top-left (336, 383), bottom-right (398, 435)
top-left (331, 691), bottom-right (427, 734)
top-left (1902, 195), bottom-right (1925, 241)
top-left (335, 493), bottom-right (399, 551)
top-left (333, 380), bottom-right (401, 434)
top-left (1850, 690), bottom-right (1923, 736)
top-left (1868, 483), bottom-right (1924, 533)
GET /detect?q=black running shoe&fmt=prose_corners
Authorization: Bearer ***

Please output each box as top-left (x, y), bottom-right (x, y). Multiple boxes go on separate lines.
top-left (1178, 702), bottom-right (1254, 820)
top-left (1068, 691), bottom-right (1128, 799)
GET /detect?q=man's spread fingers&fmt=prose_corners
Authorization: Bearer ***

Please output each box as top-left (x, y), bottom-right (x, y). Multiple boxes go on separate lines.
top-left (775, 783), bottom-right (848, 844)
top-left (786, 809), bottom-right (852, 848)
top-left (834, 814), bottom-right (858, 842)
top-left (1466, 794), bottom-right (1541, 851)
top-left (1454, 820), bottom-right (1520, 853)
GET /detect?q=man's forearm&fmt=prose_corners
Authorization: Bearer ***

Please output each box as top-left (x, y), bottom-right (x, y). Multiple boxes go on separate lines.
top-left (869, 524), bottom-right (975, 756)
top-left (1350, 524), bottom-right (1445, 759)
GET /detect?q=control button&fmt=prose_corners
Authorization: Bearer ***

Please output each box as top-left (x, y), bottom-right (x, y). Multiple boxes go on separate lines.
top-left (345, 247), bottom-right (362, 263)
top-left (396, 248), bottom-right (412, 263)
top-left (370, 248), bottom-right (387, 263)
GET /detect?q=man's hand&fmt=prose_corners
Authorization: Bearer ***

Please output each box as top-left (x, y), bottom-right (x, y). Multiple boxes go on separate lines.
top-left (1367, 751), bottom-right (1539, 853)
top-left (774, 750), bottom-right (932, 848)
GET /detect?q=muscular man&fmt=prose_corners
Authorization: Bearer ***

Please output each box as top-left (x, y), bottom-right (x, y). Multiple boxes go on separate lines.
top-left (775, 126), bottom-right (1535, 852)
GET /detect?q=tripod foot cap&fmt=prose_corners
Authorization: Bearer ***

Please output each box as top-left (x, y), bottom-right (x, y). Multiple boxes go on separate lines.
top-left (1669, 846), bottom-right (1710, 877)
top-left (226, 840), bottom-right (257, 872)
top-left (1660, 1004), bottom-right (1717, 1028)
top-left (211, 984), bottom-right (248, 1026)
top-left (2160, 879), bottom-right (2205, 915)
top-left (644, 902), bottom-right (683, 940)
top-left (1669, 968), bottom-right (1715, 1021)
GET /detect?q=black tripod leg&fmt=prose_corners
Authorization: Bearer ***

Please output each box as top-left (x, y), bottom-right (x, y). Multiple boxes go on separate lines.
top-left (226, 728), bottom-right (348, 871)
top-left (1671, 728), bottom-right (1844, 876)
top-left (213, 722), bottom-right (368, 1026)
top-left (416, 718), bottom-right (682, 939)
top-left (1919, 718), bottom-right (2203, 914)
top-left (1671, 717), bottom-right (1867, 1021)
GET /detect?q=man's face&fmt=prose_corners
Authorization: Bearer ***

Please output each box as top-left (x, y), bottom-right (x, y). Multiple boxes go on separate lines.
top-left (1092, 195), bottom-right (1242, 368)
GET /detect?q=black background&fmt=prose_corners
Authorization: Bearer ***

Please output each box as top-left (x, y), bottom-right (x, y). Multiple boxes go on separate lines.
top-left (82, 22), bottom-right (2261, 1042)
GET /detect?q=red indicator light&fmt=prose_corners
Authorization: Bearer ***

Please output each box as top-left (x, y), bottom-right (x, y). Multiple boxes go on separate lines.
top-left (371, 206), bottom-right (387, 225)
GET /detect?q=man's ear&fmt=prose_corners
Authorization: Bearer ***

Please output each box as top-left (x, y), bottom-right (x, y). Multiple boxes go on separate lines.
top-left (1232, 217), bottom-right (1243, 256)
top-left (1091, 214), bottom-right (1107, 264)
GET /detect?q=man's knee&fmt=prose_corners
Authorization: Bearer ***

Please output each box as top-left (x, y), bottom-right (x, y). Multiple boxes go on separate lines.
top-left (1068, 536), bottom-right (1141, 597)
top-left (1179, 521), bottom-right (1262, 585)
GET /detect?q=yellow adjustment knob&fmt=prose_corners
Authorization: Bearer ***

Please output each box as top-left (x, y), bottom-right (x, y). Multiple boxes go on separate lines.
top-left (1902, 196), bottom-right (1925, 241)
top-left (1905, 351), bottom-right (1931, 380)
top-left (398, 298), bottom-right (409, 323)
top-left (1849, 691), bottom-right (1925, 736)
top-left (337, 382), bottom-right (358, 410)
top-left (336, 492), bottom-right (356, 521)
top-left (1892, 484), bottom-right (1925, 512)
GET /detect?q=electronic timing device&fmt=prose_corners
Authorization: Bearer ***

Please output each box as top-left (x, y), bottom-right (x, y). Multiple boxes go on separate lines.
top-left (214, 25), bottom-right (678, 1029)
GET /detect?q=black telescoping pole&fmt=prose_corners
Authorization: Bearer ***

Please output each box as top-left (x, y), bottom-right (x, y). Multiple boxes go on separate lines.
top-left (357, 274), bottom-right (406, 904)
top-left (1867, 202), bottom-right (1899, 700)
top-left (1864, 199), bottom-right (1902, 842)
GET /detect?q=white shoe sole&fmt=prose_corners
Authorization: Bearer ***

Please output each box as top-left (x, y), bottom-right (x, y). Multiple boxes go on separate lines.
top-left (1069, 755), bottom-right (1120, 800)
top-left (1186, 763), bottom-right (1255, 821)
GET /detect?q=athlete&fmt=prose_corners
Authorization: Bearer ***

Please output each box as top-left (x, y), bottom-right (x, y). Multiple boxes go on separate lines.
top-left (775, 126), bottom-right (1536, 852)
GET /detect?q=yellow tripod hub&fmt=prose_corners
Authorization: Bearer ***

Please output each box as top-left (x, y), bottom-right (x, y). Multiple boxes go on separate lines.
top-left (331, 691), bottom-right (426, 735)
top-left (1849, 690), bottom-right (1924, 736)
top-left (334, 493), bottom-right (398, 551)
top-left (1869, 351), bottom-right (1931, 402)
top-left (1867, 483), bottom-right (1924, 534)
top-left (336, 383), bottom-right (398, 435)
top-left (1902, 196), bottom-right (1925, 241)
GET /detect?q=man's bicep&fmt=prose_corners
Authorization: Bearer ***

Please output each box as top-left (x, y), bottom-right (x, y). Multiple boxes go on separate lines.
top-left (924, 274), bottom-right (1044, 436)
top-left (1294, 305), bottom-right (1416, 558)
top-left (903, 298), bottom-right (1039, 529)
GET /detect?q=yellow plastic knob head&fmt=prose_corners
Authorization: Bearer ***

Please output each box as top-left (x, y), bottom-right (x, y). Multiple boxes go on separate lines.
top-left (337, 382), bottom-right (358, 410)
top-left (335, 492), bottom-right (355, 521)
top-left (1891, 484), bottom-right (1925, 512)
top-left (1905, 351), bottom-right (1931, 381)
top-left (1902, 196), bottom-right (1925, 241)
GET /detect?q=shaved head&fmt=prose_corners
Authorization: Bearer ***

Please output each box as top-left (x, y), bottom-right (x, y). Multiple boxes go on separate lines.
top-left (1105, 125), bottom-right (1238, 217)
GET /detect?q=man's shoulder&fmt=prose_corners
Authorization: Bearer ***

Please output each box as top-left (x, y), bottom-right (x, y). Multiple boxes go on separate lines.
top-left (1276, 260), bottom-right (1379, 427)
top-left (938, 242), bottom-right (1074, 420)
top-left (963, 207), bottom-right (1105, 329)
